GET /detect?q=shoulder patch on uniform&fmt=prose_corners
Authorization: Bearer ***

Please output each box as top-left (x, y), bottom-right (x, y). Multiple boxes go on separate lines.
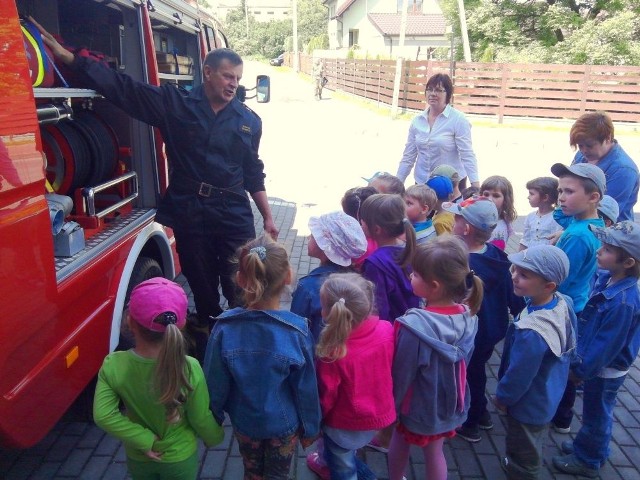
top-left (241, 124), bottom-right (252, 134)
top-left (242, 103), bottom-right (262, 120)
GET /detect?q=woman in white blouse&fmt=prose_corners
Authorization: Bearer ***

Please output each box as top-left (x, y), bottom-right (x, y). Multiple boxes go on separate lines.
top-left (396, 73), bottom-right (479, 190)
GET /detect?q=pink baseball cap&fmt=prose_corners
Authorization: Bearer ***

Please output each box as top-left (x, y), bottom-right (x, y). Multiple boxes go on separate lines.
top-left (128, 277), bottom-right (188, 332)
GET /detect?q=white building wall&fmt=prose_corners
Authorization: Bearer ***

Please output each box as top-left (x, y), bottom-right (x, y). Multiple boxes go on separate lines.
top-left (331, 0), bottom-right (447, 57)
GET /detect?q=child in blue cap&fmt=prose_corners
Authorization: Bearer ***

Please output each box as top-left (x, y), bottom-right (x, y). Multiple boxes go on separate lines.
top-left (427, 175), bottom-right (454, 235)
top-left (494, 246), bottom-right (577, 479)
top-left (553, 221), bottom-right (640, 478)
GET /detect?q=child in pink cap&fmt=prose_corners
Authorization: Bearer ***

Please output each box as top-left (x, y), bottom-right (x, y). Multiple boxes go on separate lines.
top-left (93, 278), bottom-right (223, 480)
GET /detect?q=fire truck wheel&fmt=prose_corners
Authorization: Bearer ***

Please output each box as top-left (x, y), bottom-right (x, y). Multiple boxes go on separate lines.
top-left (126, 256), bottom-right (164, 299)
top-left (117, 256), bottom-right (164, 351)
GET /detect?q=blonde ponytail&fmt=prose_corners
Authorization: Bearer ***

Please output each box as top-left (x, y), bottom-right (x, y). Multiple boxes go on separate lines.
top-left (154, 323), bottom-right (193, 423)
top-left (316, 273), bottom-right (374, 361)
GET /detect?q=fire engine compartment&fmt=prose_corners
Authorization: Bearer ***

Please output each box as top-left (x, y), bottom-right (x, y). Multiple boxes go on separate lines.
top-left (16, 0), bottom-right (206, 274)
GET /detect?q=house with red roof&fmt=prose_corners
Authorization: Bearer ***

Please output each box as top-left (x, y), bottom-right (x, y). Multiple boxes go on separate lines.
top-left (323, 0), bottom-right (450, 59)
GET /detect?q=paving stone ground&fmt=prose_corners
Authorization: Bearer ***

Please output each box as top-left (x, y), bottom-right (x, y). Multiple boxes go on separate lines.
top-left (2, 198), bottom-right (640, 479)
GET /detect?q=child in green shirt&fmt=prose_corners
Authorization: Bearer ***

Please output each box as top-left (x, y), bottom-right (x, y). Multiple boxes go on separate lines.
top-left (93, 278), bottom-right (223, 479)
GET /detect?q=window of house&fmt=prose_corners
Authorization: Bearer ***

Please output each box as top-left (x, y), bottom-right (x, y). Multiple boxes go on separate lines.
top-left (397, 0), bottom-right (423, 13)
top-left (267, 11), bottom-right (274, 14)
top-left (349, 29), bottom-right (359, 47)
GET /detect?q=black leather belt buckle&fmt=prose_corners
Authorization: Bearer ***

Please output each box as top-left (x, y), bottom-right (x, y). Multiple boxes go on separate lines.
top-left (198, 182), bottom-right (213, 197)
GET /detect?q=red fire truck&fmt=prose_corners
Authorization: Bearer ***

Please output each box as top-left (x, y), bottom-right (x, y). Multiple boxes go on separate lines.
top-left (0, 0), bottom-right (261, 448)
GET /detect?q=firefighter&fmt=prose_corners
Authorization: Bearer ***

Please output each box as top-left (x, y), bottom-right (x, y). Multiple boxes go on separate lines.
top-left (33, 19), bottom-right (279, 362)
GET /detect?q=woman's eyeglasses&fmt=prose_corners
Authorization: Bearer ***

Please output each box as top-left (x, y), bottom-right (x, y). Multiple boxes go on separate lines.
top-left (426, 88), bottom-right (446, 94)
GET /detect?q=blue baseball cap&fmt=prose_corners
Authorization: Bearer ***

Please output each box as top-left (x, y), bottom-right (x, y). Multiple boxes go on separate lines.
top-left (508, 245), bottom-right (570, 285)
top-left (426, 175), bottom-right (453, 200)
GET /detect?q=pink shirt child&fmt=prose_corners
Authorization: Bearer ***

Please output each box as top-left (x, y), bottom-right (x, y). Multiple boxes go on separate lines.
top-left (316, 316), bottom-right (396, 430)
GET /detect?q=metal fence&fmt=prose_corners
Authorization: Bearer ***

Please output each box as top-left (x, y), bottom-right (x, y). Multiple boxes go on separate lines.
top-left (291, 53), bottom-right (640, 123)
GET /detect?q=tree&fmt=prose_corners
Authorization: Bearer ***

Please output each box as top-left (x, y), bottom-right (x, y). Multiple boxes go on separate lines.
top-left (222, 0), bottom-right (327, 57)
top-left (439, 0), bottom-right (640, 65)
top-left (296, 0), bottom-right (327, 50)
top-left (223, 0), bottom-right (258, 56)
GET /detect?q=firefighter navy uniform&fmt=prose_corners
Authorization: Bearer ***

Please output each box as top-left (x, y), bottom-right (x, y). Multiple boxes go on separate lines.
top-left (70, 55), bottom-right (264, 327)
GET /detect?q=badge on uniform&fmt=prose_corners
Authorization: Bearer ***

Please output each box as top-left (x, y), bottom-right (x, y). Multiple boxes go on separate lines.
top-left (241, 125), bottom-right (251, 134)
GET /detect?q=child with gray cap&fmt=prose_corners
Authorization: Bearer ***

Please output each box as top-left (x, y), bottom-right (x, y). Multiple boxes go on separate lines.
top-left (588, 195), bottom-right (621, 292)
top-left (550, 162), bottom-right (606, 433)
top-left (598, 194), bottom-right (619, 227)
top-left (443, 197), bottom-right (525, 443)
top-left (291, 211), bottom-right (368, 343)
top-left (553, 221), bottom-right (640, 478)
top-left (493, 246), bottom-right (577, 480)
top-left (432, 164), bottom-right (462, 202)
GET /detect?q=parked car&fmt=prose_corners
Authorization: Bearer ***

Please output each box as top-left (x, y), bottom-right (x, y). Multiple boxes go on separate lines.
top-left (270, 53), bottom-right (284, 66)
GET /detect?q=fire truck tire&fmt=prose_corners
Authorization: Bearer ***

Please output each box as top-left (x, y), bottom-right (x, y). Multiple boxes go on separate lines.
top-left (118, 256), bottom-right (163, 350)
top-left (126, 256), bottom-right (164, 299)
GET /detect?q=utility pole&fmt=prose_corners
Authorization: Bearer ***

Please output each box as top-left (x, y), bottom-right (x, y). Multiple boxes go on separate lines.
top-left (391, 0), bottom-right (409, 116)
top-left (243, 0), bottom-right (250, 37)
top-left (292, 0), bottom-right (299, 72)
top-left (457, 0), bottom-right (471, 62)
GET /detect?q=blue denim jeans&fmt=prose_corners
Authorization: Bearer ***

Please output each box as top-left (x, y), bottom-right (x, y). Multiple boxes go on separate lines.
top-left (323, 433), bottom-right (376, 480)
top-left (573, 375), bottom-right (626, 469)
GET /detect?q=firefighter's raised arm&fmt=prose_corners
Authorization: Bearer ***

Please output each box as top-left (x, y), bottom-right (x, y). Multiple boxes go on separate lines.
top-left (29, 16), bottom-right (74, 66)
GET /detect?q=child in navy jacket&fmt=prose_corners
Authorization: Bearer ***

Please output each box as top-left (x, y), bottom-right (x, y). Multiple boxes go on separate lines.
top-left (553, 221), bottom-right (640, 478)
top-left (444, 197), bottom-right (525, 442)
top-left (494, 246), bottom-right (576, 479)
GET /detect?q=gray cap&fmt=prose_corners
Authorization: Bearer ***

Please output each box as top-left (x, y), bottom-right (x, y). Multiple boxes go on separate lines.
top-left (597, 195), bottom-right (619, 223)
top-left (508, 245), bottom-right (570, 285)
top-left (432, 164), bottom-right (460, 182)
top-left (551, 162), bottom-right (606, 197)
top-left (589, 221), bottom-right (640, 261)
top-left (442, 196), bottom-right (498, 232)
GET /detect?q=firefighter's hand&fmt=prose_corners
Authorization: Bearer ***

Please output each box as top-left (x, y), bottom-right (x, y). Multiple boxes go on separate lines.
top-left (264, 218), bottom-right (279, 240)
top-left (28, 16), bottom-right (75, 65)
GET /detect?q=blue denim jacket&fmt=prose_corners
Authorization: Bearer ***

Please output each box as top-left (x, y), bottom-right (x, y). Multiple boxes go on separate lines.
top-left (497, 294), bottom-right (577, 425)
top-left (573, 273), bottom-right (640, 380)
top-left (204, 308), bottom-right (321, 439)
top-left (290, 264), bottom-right (347, 343)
